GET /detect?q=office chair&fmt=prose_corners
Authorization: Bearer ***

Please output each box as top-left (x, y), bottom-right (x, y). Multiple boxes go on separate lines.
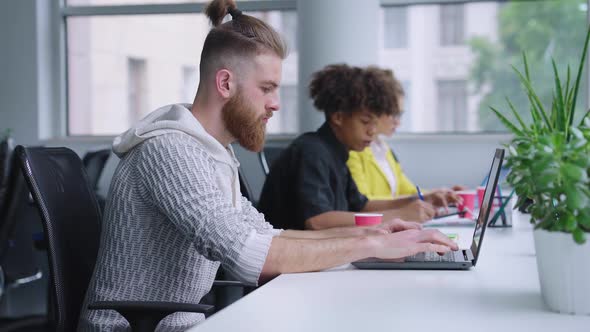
top-left (15, 146), bottom-right (242, 332)
top-left (259, 145), bottom-right (285, 176)
top-left (81, 148), bottom-right (110, 193)
top-left (0, 141), bottom-right (46, 331)
top-left (82, 148), bottom-right (110, 212)
top-left (239, 170), bottom-right (255, 204)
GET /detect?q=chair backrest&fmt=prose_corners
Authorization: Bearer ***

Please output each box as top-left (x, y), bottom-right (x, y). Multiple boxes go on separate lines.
top-left (0, 148), bottom-right (39, 280)
top-left (82, 149), bottom-right (111, 192)
top-left (238, 170), bottom-right (255, 204)
top-left (0, 136), bottom-right (15, 214)
top-left (16, 146), bottom-right (102, 332)
top-left (260, 145), bottom-right (285, 175)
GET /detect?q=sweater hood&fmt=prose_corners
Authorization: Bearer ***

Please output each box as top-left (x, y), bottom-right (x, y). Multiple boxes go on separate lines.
top-left (112, 103), bottom-right (239, 166)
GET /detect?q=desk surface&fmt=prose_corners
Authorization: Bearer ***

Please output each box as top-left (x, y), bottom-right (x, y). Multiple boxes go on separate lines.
top-left (190, 212), bottom-right (590, 332)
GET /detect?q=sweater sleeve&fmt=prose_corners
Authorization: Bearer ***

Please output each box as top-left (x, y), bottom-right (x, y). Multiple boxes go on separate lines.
top-left (137, 135), bottom-right (273, 285)
top-left (240, 196), bottom-right (283, 236)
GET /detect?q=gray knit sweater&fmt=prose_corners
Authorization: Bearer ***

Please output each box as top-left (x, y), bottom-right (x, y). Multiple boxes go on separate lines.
top-left (78, 104), bottom-right (279, 331)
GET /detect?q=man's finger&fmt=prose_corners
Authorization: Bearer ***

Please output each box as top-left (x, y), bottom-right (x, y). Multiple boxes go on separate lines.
top-left (403, 221), bottom-right (422, 230)
top-left (417, 229), bottom-right (459, 250)
top-left (406, 243), bottom-right (452, 257)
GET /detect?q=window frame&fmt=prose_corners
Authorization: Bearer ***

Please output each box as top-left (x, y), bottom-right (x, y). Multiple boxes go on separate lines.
top-left (52, 0), bottom-right (590, 140)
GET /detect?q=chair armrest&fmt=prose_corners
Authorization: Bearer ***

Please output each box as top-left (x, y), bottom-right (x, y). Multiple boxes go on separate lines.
top-left (212, 280), bottom-right (246, 287)
top-left (5, 269), bottom-right (42, 288)
top-left (89, 301), bottom-right (214, 332)
top-left (89, 300), bottom-right (214, 314)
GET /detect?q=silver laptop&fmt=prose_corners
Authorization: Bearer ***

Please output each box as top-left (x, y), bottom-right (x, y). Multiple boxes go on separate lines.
top-left (352, 148), bottom-right (505, 270)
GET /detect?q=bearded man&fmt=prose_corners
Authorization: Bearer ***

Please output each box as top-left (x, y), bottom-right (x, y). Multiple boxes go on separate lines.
top-left (77, 1), bottom-right (457, 331)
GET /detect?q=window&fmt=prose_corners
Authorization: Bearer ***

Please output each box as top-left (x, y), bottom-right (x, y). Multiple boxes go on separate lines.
top-left (437, 80), bottom-right (467, 132)
top-left (127, 58), bottom-right (147, 126)
top-left (278, 85), bottom-right (298, 134)
top-left (181, 65), bottom-right (198, 103)
top-left (383, 6), bottom-right (408, 49)
top-left (396, 81), bottom-right (412, 132)
top-left (440, 4), bottom-right (464, 46)
top-left (63, 2), bottom-right (298, 136)
top-left (281, 11), bottom-right (297, 53)
top-left (380, 0), bottom-right (588, 133)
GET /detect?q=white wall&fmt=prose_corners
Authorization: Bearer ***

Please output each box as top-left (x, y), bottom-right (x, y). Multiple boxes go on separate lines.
top-left (0, 0), bottom-right (41, 145)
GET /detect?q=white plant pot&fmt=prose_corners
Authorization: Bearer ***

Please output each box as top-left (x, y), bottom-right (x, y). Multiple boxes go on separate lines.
top-left (533, 228), bottom-right (590, 315)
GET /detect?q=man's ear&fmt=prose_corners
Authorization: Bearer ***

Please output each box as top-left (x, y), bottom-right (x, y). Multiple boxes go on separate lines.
top-left (215, 69), bottom-right (235, 99)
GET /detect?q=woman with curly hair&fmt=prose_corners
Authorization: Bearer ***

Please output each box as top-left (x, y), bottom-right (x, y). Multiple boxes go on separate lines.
top-left (258, 64), bottom-right (456, 231)
top-left (346, 68), bottom-right (464, 203)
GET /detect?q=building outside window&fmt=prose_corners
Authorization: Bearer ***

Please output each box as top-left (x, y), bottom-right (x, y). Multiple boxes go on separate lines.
top-left (440, 4), bottom-right (465, 46)
top-left (64, 1), bottom-right (298, 136)
top-left (383, 6), bottom-right (408, 49)
top-left (181, 65), bottom-right (198, 103)
top-left (127, 58), bottom-right (147, 126)
top-left (437, 80), bottom-right (467, 131)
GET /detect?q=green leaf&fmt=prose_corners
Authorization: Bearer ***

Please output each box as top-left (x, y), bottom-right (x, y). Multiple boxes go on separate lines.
top-left (573, 228), bottom-right (586, 244)
top-left (561, 163), bottom-right (587, 182)
top-left (579, 108), bottom-right (590, 127)
top-left (490, 106), bottom-right (524, 136)
top-left (568, 26), bottom-right (590, 128)
top-left (512, 66), bottom-right (552, 131)
top-left (563, 214), bottom-right (577, 232)
top-left (551, 58), bottom-right (566, 132)
top-left (565, 184), bottom-right (590, 211)
top-left (506, 98), bottom-right (528, 133)
top-left (578, 210), bottom-right (590, 229)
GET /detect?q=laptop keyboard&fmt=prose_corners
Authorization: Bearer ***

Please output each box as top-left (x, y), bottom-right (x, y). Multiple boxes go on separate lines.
top-left (405, 251), bottom-right (456, 262)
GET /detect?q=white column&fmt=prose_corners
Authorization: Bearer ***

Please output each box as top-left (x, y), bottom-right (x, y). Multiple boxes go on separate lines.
top-left (297, 0), bottom-right (380, 132)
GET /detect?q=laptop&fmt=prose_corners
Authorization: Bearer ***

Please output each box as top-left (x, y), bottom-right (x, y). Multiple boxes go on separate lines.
top-left (352, 148), bottom-right (505, 270)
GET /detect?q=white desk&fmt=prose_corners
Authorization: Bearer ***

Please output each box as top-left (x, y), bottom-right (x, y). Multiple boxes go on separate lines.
top-left (189, 213), bottom-right (590, 331)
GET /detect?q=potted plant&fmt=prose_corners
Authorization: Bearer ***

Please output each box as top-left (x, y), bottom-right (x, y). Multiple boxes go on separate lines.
top-left (491, 26), bottom-right (590, 315)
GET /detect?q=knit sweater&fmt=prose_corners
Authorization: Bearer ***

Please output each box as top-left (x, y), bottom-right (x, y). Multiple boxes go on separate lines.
top-left (78, 104), bottom-right (280, 331)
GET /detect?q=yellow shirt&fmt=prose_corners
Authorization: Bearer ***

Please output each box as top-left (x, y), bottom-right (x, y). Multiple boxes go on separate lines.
top-left (347, 146), bottom-right (417, 200)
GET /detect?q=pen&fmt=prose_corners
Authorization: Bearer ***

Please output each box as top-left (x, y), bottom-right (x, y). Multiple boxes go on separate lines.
top-left (416, 186), bottom-right (424, 201)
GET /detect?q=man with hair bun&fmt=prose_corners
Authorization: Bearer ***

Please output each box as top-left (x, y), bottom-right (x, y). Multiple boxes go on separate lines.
top-left (258, 64), bottom-right (460, 231)
top-left (78, 2), bottom-right (457, 331)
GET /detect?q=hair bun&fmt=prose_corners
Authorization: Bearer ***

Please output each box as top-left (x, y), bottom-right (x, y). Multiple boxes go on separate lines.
top-left (205, 0), bottom-right (238, 27)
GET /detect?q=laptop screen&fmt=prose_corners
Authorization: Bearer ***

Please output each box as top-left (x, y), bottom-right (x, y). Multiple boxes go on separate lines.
top-left (470, 149), bottom-right (504, 266)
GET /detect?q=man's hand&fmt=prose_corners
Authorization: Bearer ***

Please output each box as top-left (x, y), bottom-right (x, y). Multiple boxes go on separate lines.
top-left (370, 229), bottom-right (459, 259)
top-left (376, 218), bottom-right (422, 233)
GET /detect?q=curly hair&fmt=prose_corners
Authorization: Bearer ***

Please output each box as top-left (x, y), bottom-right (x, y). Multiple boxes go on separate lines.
top-left (309, 64), bottom-right (399, 119)
top-left (367, 66), bottom-right (405, 117)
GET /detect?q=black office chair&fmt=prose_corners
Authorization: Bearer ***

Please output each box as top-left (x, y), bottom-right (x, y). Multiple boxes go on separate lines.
top-left (14, 146), bottom-right (223, 332)
top-left (81, 149), bottom-right (110, 193)
top-left (259, 145), bottom-right (285, 176)
top-left (0, 139), bottom-right (46, 332)
top-left (238, 170), bottom-right (255, 205)
top-left (82, 149), bottom-right (110, 212)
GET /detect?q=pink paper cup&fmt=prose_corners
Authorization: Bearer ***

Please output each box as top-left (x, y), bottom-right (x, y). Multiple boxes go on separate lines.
top-left (354, 213), bottom-right (383, 226)
top-left (457, 191), bottom-right (476, 219)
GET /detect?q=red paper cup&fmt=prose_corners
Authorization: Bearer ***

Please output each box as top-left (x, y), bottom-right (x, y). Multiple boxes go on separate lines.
top-left (457, 191), bottom-right (476, 219)
top-left (354, 213), bottom-right (383, 226)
